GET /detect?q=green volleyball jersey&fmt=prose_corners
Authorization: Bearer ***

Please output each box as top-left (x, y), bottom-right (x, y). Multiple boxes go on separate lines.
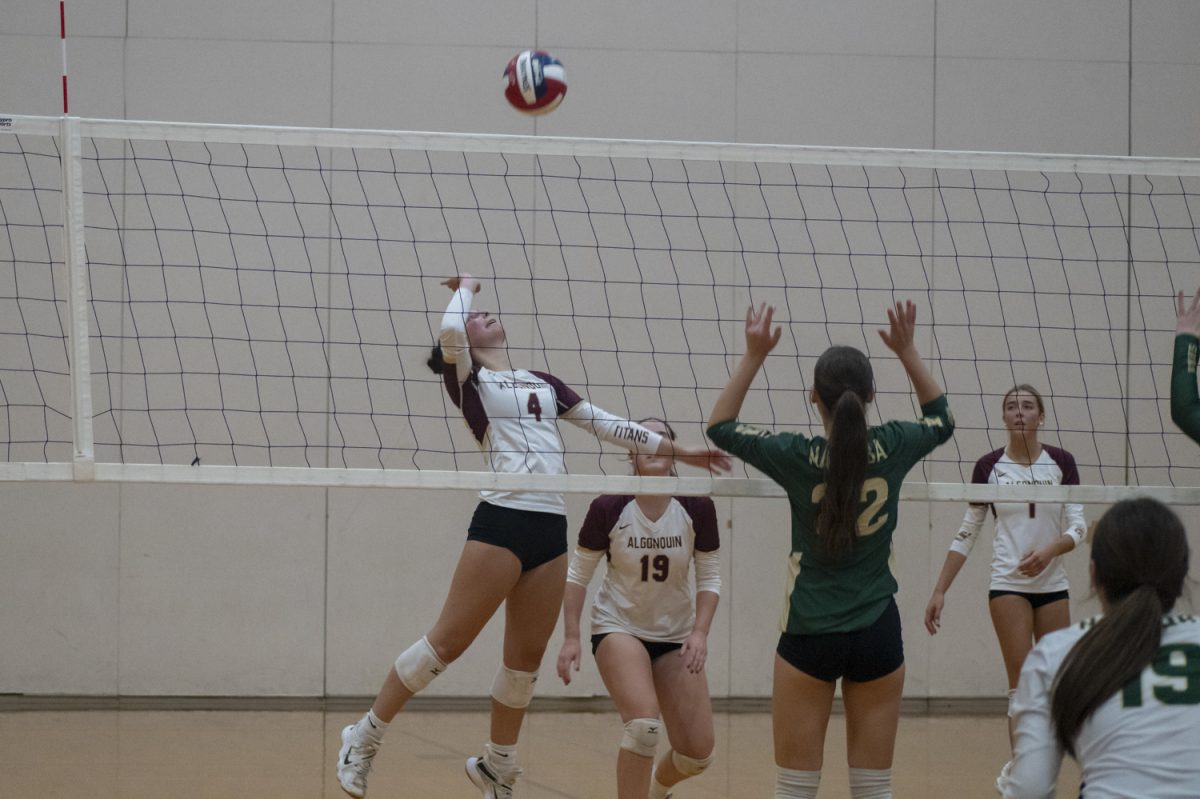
top-left (708, 395), bottom-right (954, 634)
top-left (1172, 334), bottom-right (1200, 445)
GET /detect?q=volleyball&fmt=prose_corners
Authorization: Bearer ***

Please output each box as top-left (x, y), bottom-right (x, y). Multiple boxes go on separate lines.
top-left (503, 50), bottom-right (567, 115)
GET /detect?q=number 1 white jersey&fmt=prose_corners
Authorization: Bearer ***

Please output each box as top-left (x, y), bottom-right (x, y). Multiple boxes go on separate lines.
top-left (1005, 614), bottom-right (1200, 798)
top-left (578, 495), bottom-right (720, 643)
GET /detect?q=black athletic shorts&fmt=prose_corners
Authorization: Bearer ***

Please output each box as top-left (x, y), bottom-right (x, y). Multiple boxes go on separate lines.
top-left (466, 501), bottom-right (568, 572)
top-left (591, 632), bottom-right (683, 661)
top-left (776, 597), bottom-right (904, 683)
top-left (988, 589), bottom-right (1070, 609)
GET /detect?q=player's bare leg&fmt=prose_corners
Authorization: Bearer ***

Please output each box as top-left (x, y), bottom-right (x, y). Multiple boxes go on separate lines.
top-left (466, 552), bottom-right (567, 798)
top-left (1032, 598), bottom-right (1070, 643)
top-left (338, 540), bottom-right (520, 798)
top-left (651, 648), bottom-right (715, 797)
top-left (596, 633), bottom-right (660, 799)
top-left (772, 655), bottom-right (836, 770)
top-left (842, 665), bottom-right (904, 799)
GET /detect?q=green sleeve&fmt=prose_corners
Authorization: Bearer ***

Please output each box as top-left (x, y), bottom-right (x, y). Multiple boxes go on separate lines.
top-left (706, 420), bottom-right (806, 485)
top-left (890, 394), bottom-right (956, 461)
top-left (1171, 335), bottom-right (1200, 444)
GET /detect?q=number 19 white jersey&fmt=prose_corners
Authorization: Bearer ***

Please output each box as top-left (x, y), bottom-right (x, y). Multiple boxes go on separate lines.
top-left (1005, 614), bottom-right (1200, 798)
top-left (578, 495), bottom-right (720, 643)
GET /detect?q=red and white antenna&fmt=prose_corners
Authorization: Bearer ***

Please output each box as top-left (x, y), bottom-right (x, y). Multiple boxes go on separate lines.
top-left (60, 1), bottom-right (69, 113)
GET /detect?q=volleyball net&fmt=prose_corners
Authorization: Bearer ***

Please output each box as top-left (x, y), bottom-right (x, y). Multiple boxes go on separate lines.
top-left (1, 113), bottom-right (1199, 503)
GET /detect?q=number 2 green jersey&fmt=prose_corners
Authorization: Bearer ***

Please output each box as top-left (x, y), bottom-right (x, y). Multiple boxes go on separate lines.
top-left (707, 395), bottom-right (954, 635)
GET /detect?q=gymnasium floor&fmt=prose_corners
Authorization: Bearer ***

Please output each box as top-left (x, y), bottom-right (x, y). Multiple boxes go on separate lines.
top-left (0, 705), bottom-right (1081, 798)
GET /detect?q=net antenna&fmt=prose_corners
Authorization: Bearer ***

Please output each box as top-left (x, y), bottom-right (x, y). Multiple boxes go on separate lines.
top-left (1, 113), bottom-right (1199, 504)
top-left (59, 2), bottom-right (70, 115)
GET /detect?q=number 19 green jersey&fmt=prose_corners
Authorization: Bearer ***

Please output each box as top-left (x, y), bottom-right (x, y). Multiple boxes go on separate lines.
top-left (707, 395), bottom-right (953, 635)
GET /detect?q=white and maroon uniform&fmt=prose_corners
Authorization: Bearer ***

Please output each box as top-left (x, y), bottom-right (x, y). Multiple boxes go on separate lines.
top-left (949, 446), bottom-right (1086, 593)
top-left (440, 288), bottom-right (663, 516)
top-left (568, 495), bottom-right (720, 642)
top-left (1003, 614), bottom-right (1200, 798)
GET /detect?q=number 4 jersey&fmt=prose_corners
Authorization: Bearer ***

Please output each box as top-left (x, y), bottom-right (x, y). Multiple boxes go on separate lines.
top-left (1007, 614), bottom-right (1200, 798)
top-left (574, 495), bottom-right (721, 642)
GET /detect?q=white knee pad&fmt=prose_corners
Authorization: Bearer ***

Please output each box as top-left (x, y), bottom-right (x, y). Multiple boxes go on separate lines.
top-left (393, 636), bottom-right (447, 694)
top-left (491, 665), bottom-right (538, 709)
top-left (671, 749), bottom-right (714, 776)
top-left (620, 717), bottom-right (661, 758)
top-left (1007, 687), bottom-right (1018, 718)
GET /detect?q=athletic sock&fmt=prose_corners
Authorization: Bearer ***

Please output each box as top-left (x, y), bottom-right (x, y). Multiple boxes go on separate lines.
top-left (484, 741), bottom-right (520, 782)
top-left (648, 775), bottom-right (672, 799)
top-left (849, 766), bottom-right (892, 799)
top-left (357, 709), bottom-right (388, 742)
top-left (775, 767), bottom-right (820, 799)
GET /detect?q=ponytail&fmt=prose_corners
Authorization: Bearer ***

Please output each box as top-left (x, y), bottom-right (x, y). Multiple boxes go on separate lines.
top-left (1050, 586), bottom-right (1163, 755)
top-left (1049, 497), bottom-right (1189, 755)
top-left (811, 345), bottom-right (874, 561)
top-left (427, 345), bottom-right (445, 375)
top-left (818, 390), bottom-right (868, 560)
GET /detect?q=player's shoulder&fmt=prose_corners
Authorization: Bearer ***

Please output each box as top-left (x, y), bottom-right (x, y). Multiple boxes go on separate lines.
top-left (675, 494), bottom-right (716, 513)
top-left (975, 447), bottom-right (1006, 469)
top-left (1035, 617), bottom-right (1093, 660)
top-left (1161, 612), bottom-right (1200, 642)
top-left (1039, 443), bottom-right (1076, 466)
top-left (588, 493), bottom-right (635, 515)
top-left (519, 368), bottom-right (553, 383)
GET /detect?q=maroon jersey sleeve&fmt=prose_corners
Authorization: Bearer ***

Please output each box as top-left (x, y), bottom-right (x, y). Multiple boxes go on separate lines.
top-left (971, 448), bottom-right (1004, 511)
top-left (1043, 445), bottom-right (1080, 485)
top-left (578, 494), bottom-right (632, 550)
top-left (529, 370), bottom-right (584, 414)
top-left (442, 366), bottom-right (462, 408)
top-left (972, 448), bottom-right (1004, 484)
top-left (678, 496), bottom-right (720, 552)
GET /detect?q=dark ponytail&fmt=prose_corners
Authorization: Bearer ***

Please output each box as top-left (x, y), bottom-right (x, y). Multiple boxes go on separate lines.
top-left (427, 345), bottom-right (444, 375)
top-left (1050, 497), bottom-right (1189, 755)
top-left (813, 346), bottom-right (874, 560)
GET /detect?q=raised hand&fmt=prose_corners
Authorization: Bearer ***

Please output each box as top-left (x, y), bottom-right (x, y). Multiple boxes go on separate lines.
top-left (878, 300), bottom-right (918, 357)
top-left (1177, 288), bottom-right (1200, 338)
top-left (441, 273), bottom-right (481, 294)
top-left (745, 302), bottom-right (783, 359)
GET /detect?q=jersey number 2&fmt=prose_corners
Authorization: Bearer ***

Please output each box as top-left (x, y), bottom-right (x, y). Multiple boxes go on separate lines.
top-left (810, 476), bottom-right (889, 536)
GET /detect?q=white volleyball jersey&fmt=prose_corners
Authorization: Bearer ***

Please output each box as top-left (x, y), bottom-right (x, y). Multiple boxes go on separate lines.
top-left (1005, 614), bottom-right (1200, 799)
top-left (443, 361), bottom-right (579, 515)
top-left (949, 445), bottom-right (1085, 592)
top-left (439, 288), bottom-right (662, 516)
top-left (577, 495), bottom-right (720, 642)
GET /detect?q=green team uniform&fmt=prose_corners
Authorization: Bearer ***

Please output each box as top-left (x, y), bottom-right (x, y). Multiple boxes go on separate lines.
top-left (1172, 334), bottom-right (1200, 444)
top-left (707, 395), bottom-right (954, 635)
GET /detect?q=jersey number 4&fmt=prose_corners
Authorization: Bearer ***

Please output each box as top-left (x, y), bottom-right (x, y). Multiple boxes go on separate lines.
top-left (527, 393), bottom-right (543, 421)
top-left (1122, 644), bottom-right (1200, 707)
